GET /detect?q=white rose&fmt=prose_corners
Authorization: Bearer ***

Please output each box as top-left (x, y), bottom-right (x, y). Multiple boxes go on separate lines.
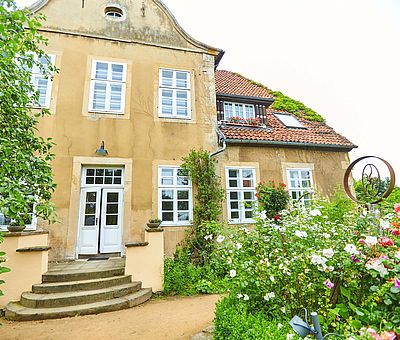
top-left (229, 269), bottom-right (236, 278)
top-left (365, 236), bottom-right (378, 247)
top-left (310, 209), bottom-right (321, 216)
top-left (236, 243), bottom-right (242, 250)
top-left (216, 235), bottom-right (225, 243)
top-left (243, 294), bottom-right (249, 301)
top-left (344, 244), bottom-right (359, 255)
top-left (322, 248), bottom-right (334, 258)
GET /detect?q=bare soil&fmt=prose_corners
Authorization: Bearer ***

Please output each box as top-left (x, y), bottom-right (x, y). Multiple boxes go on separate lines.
top-left (0, 294), bottom-right (221, 340)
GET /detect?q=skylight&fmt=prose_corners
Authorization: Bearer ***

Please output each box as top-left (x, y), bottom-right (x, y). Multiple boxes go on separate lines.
top-left (274, 113), bottom-right (304, 128)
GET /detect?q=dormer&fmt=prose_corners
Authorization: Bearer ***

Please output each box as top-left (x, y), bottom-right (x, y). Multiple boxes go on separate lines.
top-left (215, 70), bottom-right (274, 126)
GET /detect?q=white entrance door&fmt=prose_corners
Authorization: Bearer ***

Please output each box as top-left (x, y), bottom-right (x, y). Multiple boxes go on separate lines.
top-left (100, 188), bottom-right (123, 253)
top-left (77, 167), bottom-right (124, 255)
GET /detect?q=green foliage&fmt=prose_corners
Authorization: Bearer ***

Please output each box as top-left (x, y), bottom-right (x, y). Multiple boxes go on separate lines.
top-left (163, 244), bottom-right (229, 296)
top-left (214, 297), bottom-right (298, 340)
top-left (256, 180), bottom-right (290, 219)
top-left (181, 150), bottom-right (225, 263)
top-left (214, 197), bottom-right (400, 338)
top-left (0, 1), bottom-right (56, 226)
top-left (269, 90), bottom-right (325, 122)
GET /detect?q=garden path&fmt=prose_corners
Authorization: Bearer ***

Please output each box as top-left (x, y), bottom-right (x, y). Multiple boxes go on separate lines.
top-left (0, 294), bottom-right (221, 340)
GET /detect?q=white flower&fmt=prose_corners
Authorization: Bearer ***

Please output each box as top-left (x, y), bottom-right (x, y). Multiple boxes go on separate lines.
top-left (229, 269), bottom-right (237, 278)
top-left (287, 333), bottom-right (295, 340)
top-left (322, 248), bottom-right (334, 258)
top-left (395, 250), bottom-right (400, 260)
top-left (241, 227), bottom-right (250, 234)
top-left (243, 294), bottom-right (249, 301)
top-left (280, 307), bottom-right (286, 313)
top-left (263, 292), bottom-right (275, 301)
top-left (235, 243), bottom-right (242, 250)
top-left (216, 235), bottom-right (225, 243)
top-left (365, 236), bottom-right (378, 247)
top-left (227, 257), bottom-right (232, 265)
top-left (278, 323), bottom-right (283, 330)
top-left (365, 259), bottom-right (389, 277)
top-left (269, 275), bottom-right (275, 282)
top-left (295, 230), bottom-right (307, 238)
top-left (204, 234), bottom-right (213, 241)
top-left (323, 233), bottom-right (331, 239)
top-left (259, 211), bottom-right (267, 220)
top-left (327, 265), bottom-right (334, 272)
top-left (380, 219), bottom-right (390, 230)
top-left (344, 244), bottom-right (359, 255)
top-left (310, 209), bottom-right (321, 216)
top-left (237, 293), bottom-right (243, 299)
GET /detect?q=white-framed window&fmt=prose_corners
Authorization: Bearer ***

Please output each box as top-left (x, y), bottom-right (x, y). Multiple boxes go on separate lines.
top-left (274, 113), bottom-right (304, 128)
top-left (89, 60), bottom-right (127, 114)
top-left (31, 54), bottom-right (55, 108)
top-left (81, 167), bottom-right (124, 187)
top-left (223, 102), bottom-right (255, 120)
top-left (0, 205), bottom-right (37, 231)
top-left (287, 169), bottom-right (313, 206)
top-left (158, 167), bottom-right (192, 225)
top-left (158, 68), bottom-right (191, 119)
top-left (225, 167), bottom-right (256, 223)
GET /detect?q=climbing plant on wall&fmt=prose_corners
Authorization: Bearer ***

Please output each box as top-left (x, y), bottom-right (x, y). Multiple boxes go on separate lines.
top-left (181, 150), bottom-right (225, 263)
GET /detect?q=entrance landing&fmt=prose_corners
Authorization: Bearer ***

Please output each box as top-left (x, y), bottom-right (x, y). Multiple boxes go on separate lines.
top-left (48, 257), bottom-right (125, 274)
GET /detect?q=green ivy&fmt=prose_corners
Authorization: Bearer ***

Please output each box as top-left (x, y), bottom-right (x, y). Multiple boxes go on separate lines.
top-left (235, 73), bottom-right (325, 122)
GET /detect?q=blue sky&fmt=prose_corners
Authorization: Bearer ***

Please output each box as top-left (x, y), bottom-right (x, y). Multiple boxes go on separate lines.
top-left (15, 0), bottom-right (400, 183)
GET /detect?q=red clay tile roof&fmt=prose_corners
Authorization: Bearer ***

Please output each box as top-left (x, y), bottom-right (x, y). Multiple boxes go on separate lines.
top-left (215, 70), bottom-right (273, 99)
top-left (220, 109), bottom-right (356, 149)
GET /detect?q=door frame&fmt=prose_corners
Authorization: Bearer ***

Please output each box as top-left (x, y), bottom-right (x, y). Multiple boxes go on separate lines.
top-left (68, 158), bottom-right (132, 260)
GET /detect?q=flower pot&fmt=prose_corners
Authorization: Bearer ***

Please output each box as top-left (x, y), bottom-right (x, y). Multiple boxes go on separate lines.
top-left (146, 222), bottom-right (161, 229)
top-left (7, 224), bottom-right (26, 232)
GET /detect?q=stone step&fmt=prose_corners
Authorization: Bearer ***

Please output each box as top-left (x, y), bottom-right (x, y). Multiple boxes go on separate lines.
top-left (21, 282), bottom-right (142, 308)
top-left (5, 288), bottom-right (152, 321)
top-left (32, 275), bottom-right (132, 294)
top-left (42, 267), bottom-right (125, 283)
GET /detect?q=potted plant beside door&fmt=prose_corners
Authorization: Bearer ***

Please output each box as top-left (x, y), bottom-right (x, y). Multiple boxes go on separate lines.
top-left (147, 218), bottom-right (162, 229)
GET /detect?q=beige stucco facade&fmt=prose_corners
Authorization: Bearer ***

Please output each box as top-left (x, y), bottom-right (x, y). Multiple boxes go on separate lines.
top-left (31, 0), bottom-right (220, 260)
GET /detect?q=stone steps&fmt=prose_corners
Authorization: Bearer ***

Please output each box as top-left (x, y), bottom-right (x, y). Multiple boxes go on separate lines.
top-left (5, 259), bottom-right (152, 321)
top-left (42, 267), bottom-right (125, 283)
top-left (21, 282), bottom-right (142, 308)
top-left (32, 275), bottom-right (133, 294)
top-left (5, 288), bottom-right (152, 321)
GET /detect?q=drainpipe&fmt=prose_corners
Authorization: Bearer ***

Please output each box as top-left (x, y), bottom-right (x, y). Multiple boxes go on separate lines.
top-left (209, 127), bottom-right (226, 158)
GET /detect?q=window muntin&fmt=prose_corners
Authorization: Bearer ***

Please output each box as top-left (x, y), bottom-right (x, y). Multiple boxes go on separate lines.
top-left (287, 169), bottom-right (313, 206)
top-left (82, 167), bottom-right (124, 187)
top-left (89, 60), bottom-right (127, 114)
top-left (226, 167), bottom-right (256, 223)
top-left (159, 69), bottom-right (191, 119)
top-left (223, 102), bottom-right (255, 120)
top-left (274, 113), bottom-right (304, 128)
top-left (158, 167), bottom-right (192, 225)
top-left (30, 54), bottom-right (55, 108)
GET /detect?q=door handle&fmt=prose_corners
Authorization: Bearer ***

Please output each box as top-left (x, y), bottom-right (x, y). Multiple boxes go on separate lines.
top-left (96, 217), bottom-right (99, 225)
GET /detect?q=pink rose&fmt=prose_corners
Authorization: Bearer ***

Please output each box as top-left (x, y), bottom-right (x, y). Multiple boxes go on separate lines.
top-left (380, 237), bottom-right (394, 247)
top-left (324, 279), bottom-right (334, 289)
top-left (395, 278), bottom-right (400, 289)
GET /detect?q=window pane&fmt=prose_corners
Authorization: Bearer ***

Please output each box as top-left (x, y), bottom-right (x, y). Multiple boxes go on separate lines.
top-left (177, 177), bottom-right (189, 185)
top-left (104, 177), bottom-right (112, 184)
top-left (230, 211), bottom-right (239, 219)
top-left (110, 84), bottom-right (122, 111)
top-left (245, 211), bottom-right (253, 219)
top-left (178, 201), bottom-right (189, 210)
top-left (162, 168), bottom-right (173, 177)
top-left (93, 82), bottom-right (107, 109)
top-left (229, 192), bottom-right (238, 200)
top-left (176, 72), bottom-right (188, 88)
top-left (106, 215), bottom-right (118, 225)
top-left (86, 192), bottom-right (97, 202)
top-left (176, 91), bottom-right (188, 116)
top-left (230, 202), bottom-right (239, 209)
top-left (228, 169), bottom-right (238, 178)
top-left (162, 212), bottom-right (173, 221)
top-left (106, 204), bottom-right (118, 214)
top-left (85, 215), bottom-right (95, 226)
top-left (244, 191), bottom-right (254, 200)
top-left (178, 212), bottom-right (189, 221)
top-left (111, 64), bottom-right (124, 81)
top-left (162, 190), bottom-right (174, 200)
top-left (301, 171), bottom-right (310, 180)
top-left (178, 191), bottom-right (189, 199)
top-left (114, 177), bottom-right (122, 184)
top-left (87, 169), bottom-right (95, 176)
top-left (107, 192), bottom-right (119, 202)
top-left (95, 62), bottom-right (108, 80)
top-left (162, 178), bottom-right (173, 185)
top-left (229, 179), bottom-right (238, 188)
top-left (161, 89), bottom-right (173, 115)
top-left (162, 70), bottom-right (173, 87)
top-left (289, 171), bottom-right (299, 179)
top-left (85, 203), bottom-right (96, 214)
top-left (162, 201), bottom-right (174, 211)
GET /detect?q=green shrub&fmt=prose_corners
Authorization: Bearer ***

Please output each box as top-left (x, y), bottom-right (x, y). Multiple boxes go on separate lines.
top-left (214, 297), bottom-right (298, 340)
top-left (256, 180), bottom-right (290, 219)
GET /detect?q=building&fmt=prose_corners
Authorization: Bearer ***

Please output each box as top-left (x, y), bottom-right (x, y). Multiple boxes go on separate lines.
top-left (1, 0), bottom-right (356, 261)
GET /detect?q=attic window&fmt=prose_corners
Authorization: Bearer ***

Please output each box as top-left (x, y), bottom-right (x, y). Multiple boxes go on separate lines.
top-left (274, 113), bottom-right (305, 128)
top-left (105, 7), bottom-right (123, 18)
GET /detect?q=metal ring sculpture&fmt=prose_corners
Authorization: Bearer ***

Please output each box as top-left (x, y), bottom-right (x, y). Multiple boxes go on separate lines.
top-left (344, 156), bottom-right (396, 204)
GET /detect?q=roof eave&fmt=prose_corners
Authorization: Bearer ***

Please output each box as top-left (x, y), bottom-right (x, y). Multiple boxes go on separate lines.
top-left (216, 93), bottom-right (274, 106)
top-left (225, 138), bottom-right (357, 152)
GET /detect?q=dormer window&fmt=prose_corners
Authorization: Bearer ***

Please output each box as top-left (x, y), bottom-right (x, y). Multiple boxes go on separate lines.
top-left (223, 102), bottom-right (255, 120)
top-left (274, 112), bottom-right (304, 128)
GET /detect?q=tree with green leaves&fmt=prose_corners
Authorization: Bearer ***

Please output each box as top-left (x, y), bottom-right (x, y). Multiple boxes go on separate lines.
top-left (0, 1), bottom-right (57, 294)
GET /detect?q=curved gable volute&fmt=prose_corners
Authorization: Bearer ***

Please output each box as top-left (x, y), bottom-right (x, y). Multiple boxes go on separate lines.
top-left (29, 0), bottom-right (221, 55)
